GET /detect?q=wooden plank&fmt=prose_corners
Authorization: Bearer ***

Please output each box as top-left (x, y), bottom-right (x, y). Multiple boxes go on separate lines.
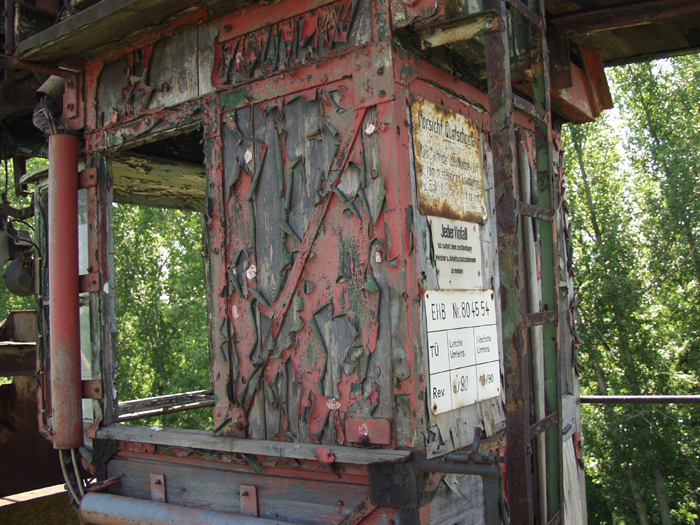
top-left (106, 455), bottom-right (371, 525)
top-left (361, 106), bottom-right (394, 422)
top-left (95, 424), bottom-right (411, 464)
top-left (110, 152), bottom-right (206, 211)
top-left (552, 0), bottom-right (700, 36)
top-left (16, 0), bottom-right (205, 61)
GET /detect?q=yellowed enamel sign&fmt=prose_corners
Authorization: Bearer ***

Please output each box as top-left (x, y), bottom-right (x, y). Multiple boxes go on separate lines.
top-left (411, 96), bottom-right (486, 222)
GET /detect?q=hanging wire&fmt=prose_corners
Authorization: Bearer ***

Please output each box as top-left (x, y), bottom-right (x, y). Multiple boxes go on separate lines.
top-left (71, 448), bottom-right (86, 498)
top-left (59, 449), bottom-right (82, 505)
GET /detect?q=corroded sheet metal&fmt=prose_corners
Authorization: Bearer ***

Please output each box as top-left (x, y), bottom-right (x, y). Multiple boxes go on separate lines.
top-left (411, 95), bottom-right (486, 222)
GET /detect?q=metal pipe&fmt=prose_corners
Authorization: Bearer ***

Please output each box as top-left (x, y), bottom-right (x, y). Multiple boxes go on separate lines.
top-left (80, 493), bottom-right (298, 525)
top-left (415, 457), bottom-right (501, 479)
top-left (581, 395), bottom-right (700, 404)
top-left (48, 133), bottom-right (82, 449)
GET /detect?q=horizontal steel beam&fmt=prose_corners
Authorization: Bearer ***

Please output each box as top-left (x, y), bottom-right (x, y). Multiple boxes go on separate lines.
top-left (415, 457), bottom-right (501, 479)
top-left (581, 395), bottom-right (700, 404)
top-left (552, 0), bottom-right (700, 36)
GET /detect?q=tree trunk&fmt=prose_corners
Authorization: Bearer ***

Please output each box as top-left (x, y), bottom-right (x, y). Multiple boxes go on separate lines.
top-left (571, 130), bottom-right (603, 246)
top-left (653, 469), bottom-right (672, 525)
top-left (626, 467), bottom-right (650, 525)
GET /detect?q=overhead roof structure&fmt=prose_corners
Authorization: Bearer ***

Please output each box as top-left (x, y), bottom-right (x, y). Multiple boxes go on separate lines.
top-left (0, 0), bottom-right (698, 162)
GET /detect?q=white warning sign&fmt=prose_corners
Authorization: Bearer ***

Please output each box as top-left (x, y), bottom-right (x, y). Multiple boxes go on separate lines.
top-left (429, 216), bottom-right (482, 290)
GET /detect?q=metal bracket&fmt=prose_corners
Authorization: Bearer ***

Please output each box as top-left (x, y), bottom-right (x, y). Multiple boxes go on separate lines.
top-left (352, 45), bottom-right (394, 109)
top-left (63, 71), bottom-right (84, 131)
top-left (79, 168), bottom-right (97, 189)
top-left (82, 380), bottom-right (103, 400)
top-left (80, 272), bottom-right (100, 293)
top-left (150, 473), bottom-right (166, 503)
top-left (369, 462), bottom-right (423, 510)
top-left (239, 484), bottom-right (258, 517)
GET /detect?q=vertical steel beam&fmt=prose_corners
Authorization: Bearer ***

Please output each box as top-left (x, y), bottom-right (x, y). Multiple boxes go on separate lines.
top-left (48, 133), bottom-right (83, 449)
top-left (483, 0), bottom-right (534, 523)
top-left (529, 0), bottom-right (563, 519)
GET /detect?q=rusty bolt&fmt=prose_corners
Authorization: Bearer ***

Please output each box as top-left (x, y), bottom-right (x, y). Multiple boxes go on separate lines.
top-left (377, 66), bottom-right (384, 75)
top-left (354, 63), bottom-right (361, 71)
top-left (337, 501), bottom-right (344, 506)
top-left (224, 25), bottom-right (232, 32)
top-left (67, 103), bottom-right (75, 111)
top-left (359, 97), bottom-right (365, 104)
top-left (379, 90), bottom-right (386, 97)
top-left (241, 491), bottom-right (248, 496)
top-left (66, 81), bottom-right (74, 89)
top-left (154, 479), bottom-right (162, 485)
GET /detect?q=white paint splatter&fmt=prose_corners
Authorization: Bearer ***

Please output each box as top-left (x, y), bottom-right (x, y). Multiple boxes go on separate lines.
top-left (359, 423), bottom-right (369, 436)
top-left (102, 282), bottom-right (110, 294)
top-left (365, 123), bottom-right (376, 135)
top-left (245, 149), bottom-right (253, 164)
top-left (326, 398), bottom-right (341, 410)
top-left (246, 264), bottom-right (257, 280)
top-left (232, 305), bottom-right (240, 319)
top-left (374, 250), bottom-right (383, 263)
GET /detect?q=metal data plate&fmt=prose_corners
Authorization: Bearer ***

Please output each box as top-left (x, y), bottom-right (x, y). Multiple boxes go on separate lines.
top-left (411, 95), bottom-right (486, 223)
top-left (424, 290), bottom-right (501, 415)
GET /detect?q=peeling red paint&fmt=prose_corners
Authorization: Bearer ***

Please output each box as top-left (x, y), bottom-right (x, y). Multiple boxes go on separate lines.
top-left (314, 446), bottom-right (335, 463)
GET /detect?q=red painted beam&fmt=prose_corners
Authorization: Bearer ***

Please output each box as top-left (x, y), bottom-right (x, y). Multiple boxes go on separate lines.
top-left (48, 134), bottom-right (82, 450)
top-left (552, 0), bottom-right (700, 36)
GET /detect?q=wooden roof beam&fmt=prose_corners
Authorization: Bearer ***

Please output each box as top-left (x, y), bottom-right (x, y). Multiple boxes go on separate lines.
top-left (551, 0), bottom-right (700, 36)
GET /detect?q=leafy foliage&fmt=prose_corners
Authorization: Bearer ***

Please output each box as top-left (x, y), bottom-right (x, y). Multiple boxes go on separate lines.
top-left (112, 204), bottom-right (212, 430)
top-left (565, 57), bottom-right (700, 524)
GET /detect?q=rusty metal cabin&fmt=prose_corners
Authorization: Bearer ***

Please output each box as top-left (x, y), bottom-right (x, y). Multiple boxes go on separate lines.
top-left (0, 0), bottom-right (699, 524)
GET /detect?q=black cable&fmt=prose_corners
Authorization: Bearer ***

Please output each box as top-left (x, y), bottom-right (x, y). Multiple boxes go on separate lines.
top-left (8, 218), bottom-right (34, 231)
top-left (3, 150), bottom-right (8, 203)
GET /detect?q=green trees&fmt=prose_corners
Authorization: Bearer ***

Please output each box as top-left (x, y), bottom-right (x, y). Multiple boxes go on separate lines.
top-left (565, 57), bottom-right (700, 524)
top-left (112, 204), bottom-right (212, 429)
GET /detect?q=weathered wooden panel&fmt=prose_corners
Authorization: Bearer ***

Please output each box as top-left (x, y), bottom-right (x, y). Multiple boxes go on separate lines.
top-left (94, 26), bottom-right (216, 128)
top-left (212, 0), bottom-right (373, 89)
top-left (106, 455), bottom-right (372, 525)
top-left (429, 474), bottom-right (486, 525)
top-left (217, 59), bottom-right (403, 445)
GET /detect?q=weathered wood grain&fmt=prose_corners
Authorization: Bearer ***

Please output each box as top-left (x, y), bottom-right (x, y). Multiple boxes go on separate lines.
top-left (95, 424), bottom-right (410, 464)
